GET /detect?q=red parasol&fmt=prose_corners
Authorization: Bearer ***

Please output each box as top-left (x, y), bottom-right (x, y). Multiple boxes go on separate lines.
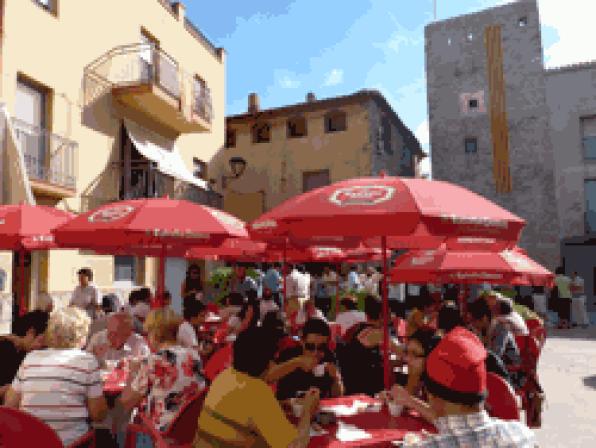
top-left (0, 203), bottom-right (74, 315)
top-left (54, 198), bottom-right (247, 306)
top-left (390, 246), bottom-right (554, 287)
top-left (185, 238), bottom-right (267, 261)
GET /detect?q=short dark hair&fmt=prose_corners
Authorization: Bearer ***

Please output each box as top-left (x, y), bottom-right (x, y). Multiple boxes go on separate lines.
top-left (409, 328), bottom-right (440, 357)
top-left (555, 266), bottom-right (564, 275)
top-left (228, 292), bottom-right (245, 307)
top-left (12, 310), bottom-right (49, 337)
top-left (238, 300), bottom-right (260, 328)
top-left (415, 292), bottom-right (433, 310)
top-left (77, 267), bottom-right (93, 280)
top-left (469, 299), bottom-right (492, 321)
top-left (138, 288), bottom-right (152, 303)
top-left (246, 289), bottom-right (258, 302)
top-left (364, 295), bottom-right (382, 320)
top-left (233, 327), bottom-right (278, 377)
top-left (128, 289), bottom-right (140, 306)
top-left (183, 298), bottom-right (206, 320)
top-left (438, 303), bottom-right (462, 333)
top-left (102, 294), bottom-right (118, 313)
top-left (497, 299), bottom-right (513, 316)
top-left (302, 318), bottom-right (330, 339)
top-left (340, 297), bottom-right (358, 311)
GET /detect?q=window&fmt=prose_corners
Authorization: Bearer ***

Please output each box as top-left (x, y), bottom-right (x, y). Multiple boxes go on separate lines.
top-left (140, 30), bottom-right (160, 83)
top-left (287, 116), bottom-right (307, 138)
top-left (193, 158), bottom-right (207, 180)
top-left (400, 147), bottom-right (412, 172)
top-left (469, 99), bottom-right (479, 109)
top-left (225, 129), bottom-right (236, 148)
top-left (303, 170), bottom-right (330, 193)
top-left (466, 32), bottom-right (474, 42)
top-left (460, 91), bottom-right (485, 114)
top-left (581, 116), bottom-right (596, 159)
top-left (33, 0), bottom-right (55, 13)
top-left (114, 256), bottom-right (137, 283)
top-left (519, 17), bottom-right (528, 27)
top-left (380, 116), bottom-right (393, 154)
top-left (585, 180), bottom-right (596, 233)
top-left (252, 122), bottom-right (271, 143)
top-left (325, 110), bottom-right (347, 133)
top-left (465, 137), bottom-right (478, 153)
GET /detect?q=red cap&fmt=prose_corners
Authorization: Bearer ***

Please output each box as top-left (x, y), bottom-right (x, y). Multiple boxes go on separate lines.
top-left (426, 327), bottom-right (487, 396)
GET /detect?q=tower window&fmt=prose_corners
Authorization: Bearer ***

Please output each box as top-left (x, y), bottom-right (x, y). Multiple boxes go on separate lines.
top-left (465, 137), bottom-right (478, 154)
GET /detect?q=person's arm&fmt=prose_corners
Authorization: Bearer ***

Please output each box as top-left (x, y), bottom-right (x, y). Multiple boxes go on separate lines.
top-left (0, 384), bottom-right (10, 403)
top-left (87, 396), bottom-right (108, 422)
top-left (118, 357), bottom-right (151, 412)
top-left (326, 362), bottom-right (344, 397)
top-left (391, 384), bottom-right (436, 424)
top-left (264, 355), bottom-right (317, 384)
top-left (289, 390), bottom-right (320, 448)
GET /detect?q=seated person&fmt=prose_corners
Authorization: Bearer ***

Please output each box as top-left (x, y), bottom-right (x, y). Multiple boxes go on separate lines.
top-left (119, 309), bottom-right (206, 432)
top-left (404, 328), bottom-right (439, 397)
top-left (132, 287), bottom-right (152, 322)
top-left (88, 294), bottom-right (119, 340)
top-left (335, 296), bottom-right (366, 336)
top-left (124, 289), bottom-right (145, 334)
top-left (338, 295), bottom-right (388, 396)
top-left (0, 311), bottom-right (49, 403)
top-left (493, 296), bottom-right (529, 336)
top-left (86, 312), bottom-right (150, 366)
top-left (406, 292), bottom-right (434, 337)
top-left (259, 287), bottom-right (279, 319)
top-left (261, 311), bottom-right (298, 356)
top-left (194, 327), bottom-right (320, 448)
top-left (284, 296), bottom-right (326, 336)
top-left (220, 292), bottom-right (245, 320)
top-left (273, 318), bottom-right (343, 400)
top-left (391, 327), bottom-right (536, 447)
top-left (178, 297), bottom-right (209, 348)
top-left (436, 301), bottom-right (463, 336)
top-left (4, 307), bottom-right (107, 446)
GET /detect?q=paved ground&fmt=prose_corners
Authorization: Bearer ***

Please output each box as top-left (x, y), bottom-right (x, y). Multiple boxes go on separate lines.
top-left (533, 326), bottom-right (596, 447)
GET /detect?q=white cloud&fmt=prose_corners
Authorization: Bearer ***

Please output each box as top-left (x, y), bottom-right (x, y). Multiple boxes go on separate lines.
top-left (537, 0), bottom-right (596, 68)
top-left (279, 76), bottom-right (300, 89)
top-left (324, 69), bottom-right (344, 86)
top-left (419, 155), bottom-right (432, 179)
top-left (415, 120), bottom-right (430, 146)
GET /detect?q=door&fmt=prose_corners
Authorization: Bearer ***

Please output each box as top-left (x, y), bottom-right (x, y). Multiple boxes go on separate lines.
top-left (15, 79), bottom-right (47, 180)
top-left (140, 31), bottom-right (159, 83)
top-left (166, 258), bottom-right (187, 315)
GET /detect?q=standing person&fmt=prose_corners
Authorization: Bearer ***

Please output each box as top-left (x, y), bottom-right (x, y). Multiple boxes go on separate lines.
top-left (554, 267), bottom-right (572, 329)
top-left (335, 296), bottom-right (366, 336)
top-left (296, 265), bottom-right (311, 300)
top-left (263, 263), bottom-right (282, 306)
top-left (391, 328), bottom-right (536, 447)
top-left (363, 267), bottom-right (380, 296)
top-left (232, 265), bottom-right (258, 297)
top-left (348, 266), bottom-right (361, 292)
top-left (388, 282), bottom-right (406, 319)
top-left (181, 264), bottom-right (204, 301)
top-left (70, 267), bottom-right (101, 320)
top-left (314, 273), bottom-right (331, 317)
top-left (286, 265), bottom-right (301, 301)
top-left (570, 271), bottom-right (589, 328)
top-left (322, 266), bottom-right (338, 314)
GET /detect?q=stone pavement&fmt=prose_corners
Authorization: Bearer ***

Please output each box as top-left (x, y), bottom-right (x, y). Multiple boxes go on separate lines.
top-left (533, 326), bottom-right (596, 447)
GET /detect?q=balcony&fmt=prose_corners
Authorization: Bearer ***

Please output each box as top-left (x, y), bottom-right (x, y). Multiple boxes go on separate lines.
top-left (12, 118), bottom-right (77, 198)
top-left (85, 44), bottom-right (212, 134)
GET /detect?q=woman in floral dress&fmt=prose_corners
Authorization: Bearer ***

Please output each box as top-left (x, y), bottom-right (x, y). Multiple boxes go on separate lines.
top-left (119, 308), bottom-right (206, 432)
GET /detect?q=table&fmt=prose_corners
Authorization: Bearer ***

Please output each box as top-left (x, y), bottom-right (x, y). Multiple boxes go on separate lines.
top-left (306, 395), bottom-right (436, 447)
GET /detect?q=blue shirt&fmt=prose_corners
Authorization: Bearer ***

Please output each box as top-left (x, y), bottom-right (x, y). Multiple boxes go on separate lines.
top-left (263, 268), bottom-right (281, 293)
top-left (348, 271), bottom-right (361, 291)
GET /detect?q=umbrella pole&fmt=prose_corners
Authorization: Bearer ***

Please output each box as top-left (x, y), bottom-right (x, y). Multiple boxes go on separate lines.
top-left (19, 248), bottom-right (26, 317)
top-left (282, 239), bottom-right (287, 311)
top-left (381, 235), bottom-right (390, 390)
top-left (335, 262), bottom-right (340, 319)
top-left (157, 245), bottom-right (166, 308)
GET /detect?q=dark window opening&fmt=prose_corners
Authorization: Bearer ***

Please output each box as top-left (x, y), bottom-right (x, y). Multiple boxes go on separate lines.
top-left (287, 116), bottom-right (307, 138)
top-left (469, 99), bottom-right (479, 109)
top-left (519, 17), bottom-right (528, 27)
top-left (325, 110), bottom-right (347, 133)
top-left (382, 117), bottom-right (393, 154)
top-left (193, 158), bottom-right (207, 180)
top-left (115, 256), bottom-right (137, 283)
top-left (465, 137), bottom-right (478, 154)
top-left (303, 170), bottom-right (330, 193)
top-left (225, 129), bottom-right (236, 148)
top-left (252, 123), bottom-right (271, 143)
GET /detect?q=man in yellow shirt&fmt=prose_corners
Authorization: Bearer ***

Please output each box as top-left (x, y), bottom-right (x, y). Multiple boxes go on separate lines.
top-left (194, 327), bottom-right (319, 448)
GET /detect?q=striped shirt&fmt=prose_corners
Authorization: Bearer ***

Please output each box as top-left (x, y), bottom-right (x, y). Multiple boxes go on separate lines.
top-left (11, 348), bottom-right (103, 446)
top-left (407, 411), bottom-right (536, 447)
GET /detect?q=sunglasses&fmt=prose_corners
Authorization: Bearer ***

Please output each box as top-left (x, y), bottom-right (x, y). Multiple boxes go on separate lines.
top-left (304, 343), bottom-right (327, 352)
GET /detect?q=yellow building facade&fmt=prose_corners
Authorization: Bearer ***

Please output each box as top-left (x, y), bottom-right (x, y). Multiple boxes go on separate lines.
top-left (0, 0), bottom-right (225, 331)
top-left (209, 91), bottom-right (425, 222)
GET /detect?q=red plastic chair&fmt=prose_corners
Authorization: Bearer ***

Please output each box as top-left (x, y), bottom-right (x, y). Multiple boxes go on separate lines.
top-left (485, 372), bottom-right (520, 421)
top-left (0, 406), bottom-right (96, 448)
top-left (125, 391), bottom-right (207, 448)
top-left (526, 319), bottom-right (546, 349)
top-left (204, 343), bottom-right (233, 382)
top-left (509, 335), bottom-right (542, 427)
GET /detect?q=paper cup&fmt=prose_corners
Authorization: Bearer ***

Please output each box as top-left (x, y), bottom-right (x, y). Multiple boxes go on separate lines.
top-left (388, 402), bottom-right (404, 417)
top-left (292, 400), bottom-right (304, 418)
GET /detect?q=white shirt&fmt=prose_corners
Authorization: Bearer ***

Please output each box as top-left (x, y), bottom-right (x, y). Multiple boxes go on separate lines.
top-left (286, 270), bottom-right (301, 298)
top-left (348, 271), bottom-right (361, 291)
top-left (12, 348), bottom-right (102, 446)
top-left (572, 276), bottom-right (585, 297)
top-left (296, 272), bottom-right (311, 299)
top-left (335, 310), bottom-right (367, 335)
top-left (177, 320), bottom-right (198, 348)
top-left (86, 329), bottom-right (150, 365)
top-left (260, 299), bottom-right (279, 319)
top-left (70, 284), bottom-right (101, 313)
top-left (363, 275), bottom-right (380, 295)
top-left (388, 283), bottom-right (405, 301)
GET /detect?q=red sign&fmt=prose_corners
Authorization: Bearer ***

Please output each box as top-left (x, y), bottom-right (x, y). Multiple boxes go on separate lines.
top-left (329, 186), bottom-right (395, 207)
top-left (88, 205), bottom-right (135, 223)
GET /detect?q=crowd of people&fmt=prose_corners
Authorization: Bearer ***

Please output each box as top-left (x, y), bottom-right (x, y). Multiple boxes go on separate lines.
top-left (0, 263), bottom-right (548, 447)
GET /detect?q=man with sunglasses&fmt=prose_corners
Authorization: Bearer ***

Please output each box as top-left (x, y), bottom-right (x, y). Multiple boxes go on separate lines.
top-left (274, 318), bottom-right (344, 401)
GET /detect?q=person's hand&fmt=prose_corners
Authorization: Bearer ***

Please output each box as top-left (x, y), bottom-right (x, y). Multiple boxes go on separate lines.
top-left (296, 354), bottom-right (318, 372)
top-left (358, 328), bottom-right (383, 348)
top-left (390, 384), bottom-right (411, 407)
top-left (325, 362), bottom-right (340, 380)
top-left (302, 388), bottom-right (320, 416)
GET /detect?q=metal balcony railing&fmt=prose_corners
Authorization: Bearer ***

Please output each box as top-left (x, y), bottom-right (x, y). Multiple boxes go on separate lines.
top-left (86, 43), bottom-right (213, 123)
top-left (12, 118), bottom-right (77, 190)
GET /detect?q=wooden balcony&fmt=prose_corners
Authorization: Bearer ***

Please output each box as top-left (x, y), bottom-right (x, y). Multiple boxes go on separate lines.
top-left (86, 44), bottom-right (212, 134)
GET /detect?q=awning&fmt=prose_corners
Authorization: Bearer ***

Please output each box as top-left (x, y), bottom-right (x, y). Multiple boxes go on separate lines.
top-left (124, 120), bottom-right (208, 190)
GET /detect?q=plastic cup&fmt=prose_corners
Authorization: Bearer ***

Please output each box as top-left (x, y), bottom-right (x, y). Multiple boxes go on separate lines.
top-left (313, 363), bottom-right (326, 377)
top-left (291, 399), bottom-right (304, 418)
top-left (388, 401), bottom-right (404, 417)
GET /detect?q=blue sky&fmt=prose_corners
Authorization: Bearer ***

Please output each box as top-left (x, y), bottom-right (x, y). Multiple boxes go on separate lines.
top-left (186, 0), bottom-right (582, 176)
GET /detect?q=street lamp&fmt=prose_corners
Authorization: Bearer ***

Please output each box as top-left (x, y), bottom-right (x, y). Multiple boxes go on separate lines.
top-left (222, 156), bottom-right (247, 188)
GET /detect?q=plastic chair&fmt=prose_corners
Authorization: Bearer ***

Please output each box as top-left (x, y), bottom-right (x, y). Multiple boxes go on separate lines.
top-left (509, 335), bottom-right (542, 427)
top-left (125, 391), bottom-right (206, 448)
top-left (0, 406), bottom-right (96, 448)
top-left (204, 343), bottom-right (233, 382)
top-left (485, 372), bottom-right (520, 421)
top-left (526, 319), bottom-right (546, 349)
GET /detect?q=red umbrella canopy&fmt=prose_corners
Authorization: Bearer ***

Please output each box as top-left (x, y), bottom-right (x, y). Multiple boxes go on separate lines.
top-left (54, 198), bottom-right (248, 252)
top-left (390, 246), bottom-right (553, 287)
top-left (250, 176), bottom-right (525, 249)
top-left (186, 238), bottom-right (267, 260)
top-left (0, 204), bottom-right (74, 250)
